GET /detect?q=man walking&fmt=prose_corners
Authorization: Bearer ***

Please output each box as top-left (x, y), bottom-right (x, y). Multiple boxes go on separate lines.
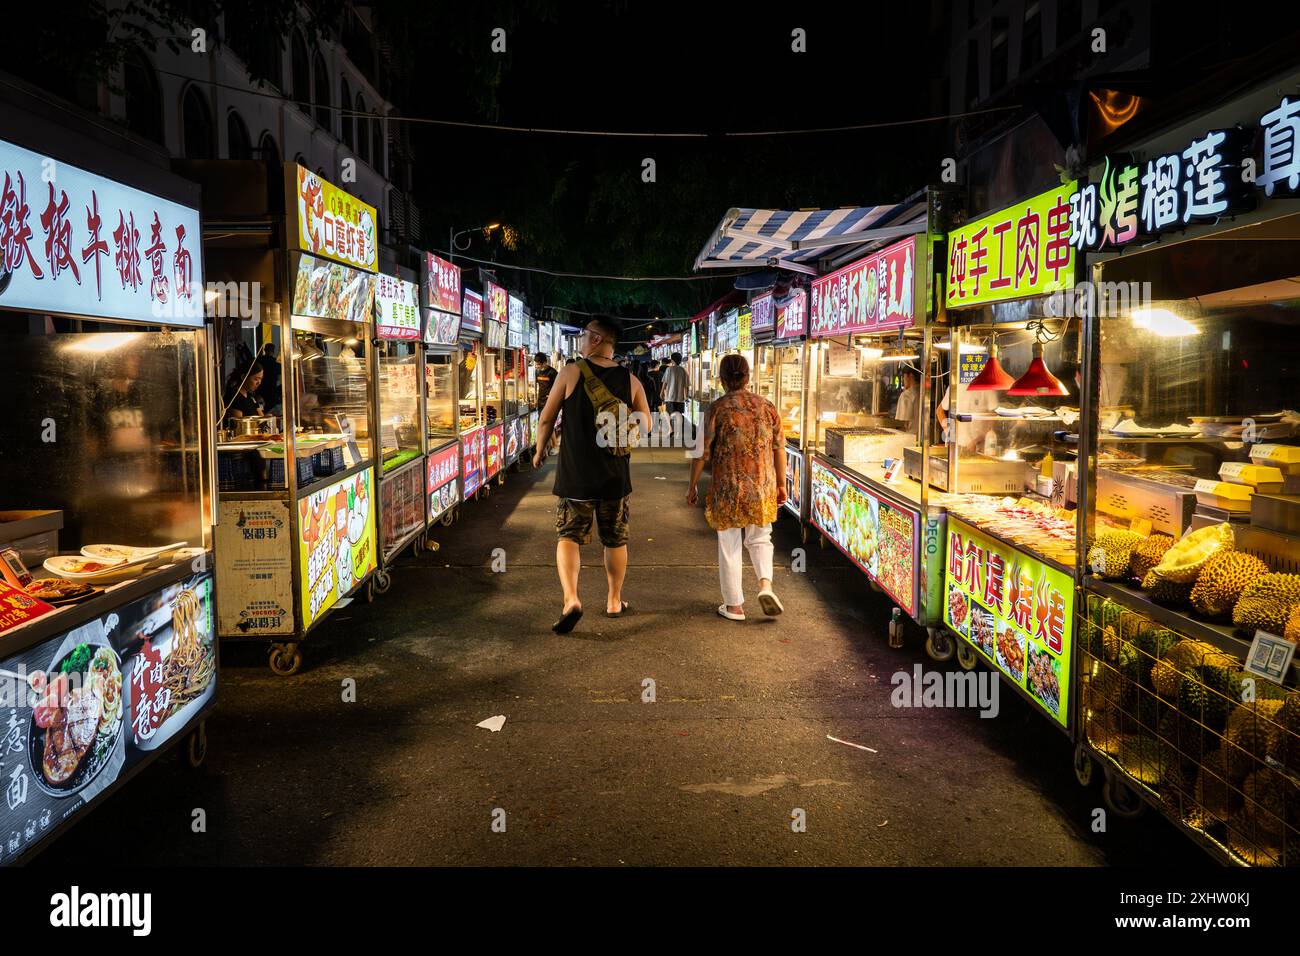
top-left (534, 352), bottom-right (558, 407)
top-left (660, 351), bottom-right (689, 443)
top-left (534, 315), bottom-right (652, 633)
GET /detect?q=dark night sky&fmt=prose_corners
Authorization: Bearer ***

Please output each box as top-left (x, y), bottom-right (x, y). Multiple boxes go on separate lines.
top-left (392, 2), bottom-right (946, 320)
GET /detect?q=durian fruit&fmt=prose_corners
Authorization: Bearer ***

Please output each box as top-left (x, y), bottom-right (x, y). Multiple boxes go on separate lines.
top-left (1083, 704), bottom-right (1123, 756)
top-left (1151, 639), bottom-right (1220, 700)
top-left (1226, 814), bottom-right (1283, 867)
top-left (1130, 534), bottom-right (1175, 583)
top-left (1190, 551), bottom-right (1270, 620)
top-left (1142, 569), bottom-right (1193, 606)
top-left (1266, 692), bottom-right (1300, 771)
top-left (1240, 768), bottom-right (1296, 844)
top-left (1190, 749), bottom-right (1238, 828)
top-left (1225, 699), bottom-right (1285, 782)
top-left (1151, 522), bottom-right (1234, 584)
top-left (1134, 626), bottom-right (1178, 667)
top-left (1234, 573), bottom-right (1300, 635)
top-left (1286, 604), bottom-right (1300, 644)
top-left (1087, 529), bottom-right (1144, 579)
top-left (1177, 663), bottom-right (1240, 730)
top-left (1118, 734), bottom-right (1172, 786)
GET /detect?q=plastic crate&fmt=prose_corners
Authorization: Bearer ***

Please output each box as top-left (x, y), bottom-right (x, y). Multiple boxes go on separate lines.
top-left (312, 445), bottom-right (345, 477)
top-left (269, 455), bottom-right (316, 488)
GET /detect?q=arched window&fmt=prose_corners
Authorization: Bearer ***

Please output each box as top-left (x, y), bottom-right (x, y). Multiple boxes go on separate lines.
top-left (313, 51), bottom-right (331, 129)
top-left (227, 110), bottom-right (251, 159)
top-left (291, 31), bottom-right (310, 108)
top-left (258, 131), bottom-right (279, 167)
top-left (181, 84), bottom-right (214, 159)
top-left (371, 113), bottom-right (383, 173)
top-left (123, 52), bottom-right (162, 143)
top-left (355, 93), bottom-right (369, 164)
top-left (340, 77), bottom-right (353, 149)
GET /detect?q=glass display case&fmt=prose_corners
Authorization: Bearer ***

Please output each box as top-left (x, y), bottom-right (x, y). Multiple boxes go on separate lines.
top-left (1077, 210), bottom-right (1300, 868)
top-left (482, 346), bottom-right (506, 426)
top-left (426, 351), bottom-right (459, 442)
top-left (291, 316), bottom-right (373, 471)
top-left (376, 340), bottom-right (422, 474)
top-left (807, 333), bottom-right (916, 464)
top-left (753, 345), bottom-right (777, 403)
top-left (0, 324), bottom-right (214, 556)
top-left (775, 344), bottom-right (805, 443)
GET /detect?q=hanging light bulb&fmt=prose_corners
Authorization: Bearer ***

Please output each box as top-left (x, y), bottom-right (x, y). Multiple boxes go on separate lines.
top-left (966, 340), bottom-right (1016, 391)
top-left (1007, 342), bottom-right (1069, 396)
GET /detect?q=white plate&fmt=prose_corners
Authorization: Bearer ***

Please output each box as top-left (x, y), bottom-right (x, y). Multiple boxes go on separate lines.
top-left (81, 542), bottom-right (187, 563)
top-left (44, 553), bottom-right (151, 582)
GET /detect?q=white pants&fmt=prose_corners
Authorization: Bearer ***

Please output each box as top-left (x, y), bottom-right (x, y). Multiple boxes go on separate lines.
top-left (717, 523), bottom-right (774, 607)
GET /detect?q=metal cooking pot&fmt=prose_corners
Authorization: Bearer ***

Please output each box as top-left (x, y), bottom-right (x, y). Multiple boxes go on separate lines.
top-left (232, 415), bottom-right (280, 437)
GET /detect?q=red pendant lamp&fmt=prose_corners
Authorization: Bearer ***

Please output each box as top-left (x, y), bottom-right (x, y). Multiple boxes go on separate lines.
top-left (966, 342), bottom-right (1016, 391)
top-left (1007, 342), bottom-right (1069, 397)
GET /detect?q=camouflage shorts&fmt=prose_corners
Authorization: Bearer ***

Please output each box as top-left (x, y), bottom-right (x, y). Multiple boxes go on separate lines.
top-left (555, 497), bottom-right (630, 548)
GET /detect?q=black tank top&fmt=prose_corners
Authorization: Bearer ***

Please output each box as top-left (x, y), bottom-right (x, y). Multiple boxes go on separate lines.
top-left (552, 360), bottom-right (634, 501)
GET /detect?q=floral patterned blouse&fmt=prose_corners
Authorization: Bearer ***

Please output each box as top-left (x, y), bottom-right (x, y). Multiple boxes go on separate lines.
top-left (704, 388), bottom-right (784, 531)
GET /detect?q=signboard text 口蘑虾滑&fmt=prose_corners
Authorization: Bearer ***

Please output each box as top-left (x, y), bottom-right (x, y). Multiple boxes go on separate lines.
top-left (293, 166), bottom-right (377, 272)
top-left (946, 184), bottom-right (1075, 308)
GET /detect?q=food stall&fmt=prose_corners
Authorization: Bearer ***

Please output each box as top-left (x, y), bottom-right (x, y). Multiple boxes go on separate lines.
top-left (1070, 79), bottom-right (1300, 864)
top-left (422, 251), bottom-right (463, 529)
top-left (805, 236), bottom-right (945, 634)
top-left (373, 270), bottom-right (425, 582)
top-left (458, 287), bottom-right (488, 501)
top-left (935, 179), bottom-right (1089, 731)
top-left (774, 287), bottom-right (810, 526)
top-left (503, 294), bottom-right (525, 469)
top-left (213, 165), bottom-right (379, 675)
top-left (480, 279), bottom-right (510, 487)
top-left (0, 123), bottom-right (218, 862)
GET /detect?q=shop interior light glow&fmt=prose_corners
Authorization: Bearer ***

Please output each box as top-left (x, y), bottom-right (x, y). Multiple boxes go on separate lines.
top-left (934, 341), bottom-right (988, 352)
top-left (1007, 342), bottom-right (1069, 396)
top-left (64, 332), bottom-right (144, 353)
top-left (880, 350), bottom-right (920, 362)
top-left (858, 346), bottom-right (884, 360)
top-left (1130, 307), bottom-right (1200, 337)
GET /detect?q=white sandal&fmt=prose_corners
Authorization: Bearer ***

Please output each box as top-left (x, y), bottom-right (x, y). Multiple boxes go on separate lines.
top-left (717, 604), bottom-right (746, 621)
top-left (757, 589), bottom-right (784, 616)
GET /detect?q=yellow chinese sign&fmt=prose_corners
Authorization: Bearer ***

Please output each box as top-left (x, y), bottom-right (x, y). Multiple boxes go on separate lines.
top-left (737, 307), bottom-right (752, 351)
top-left (945, 181), bottom-right (1076, 308)
top-left (292, 165), bottom-right (379, 272)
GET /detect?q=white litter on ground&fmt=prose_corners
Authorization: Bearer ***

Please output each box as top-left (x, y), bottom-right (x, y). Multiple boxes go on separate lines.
top-left (476, 715), bottom-right (507, 732)
top-left (826, 734), bottom-right (877, 754)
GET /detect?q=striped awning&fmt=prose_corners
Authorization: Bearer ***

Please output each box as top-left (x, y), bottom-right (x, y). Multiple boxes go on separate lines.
top-left (693, 204), bottom-right (924, 275)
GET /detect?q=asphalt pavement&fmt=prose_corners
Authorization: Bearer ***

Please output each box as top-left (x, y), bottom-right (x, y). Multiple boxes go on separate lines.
top-left (36, 447), bottom-right (1210, 866)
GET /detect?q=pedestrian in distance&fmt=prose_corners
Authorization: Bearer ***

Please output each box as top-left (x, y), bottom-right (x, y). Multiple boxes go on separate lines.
top-left (686, 353), bottom-right (786, 621)
top-left (660, 351), bottom-right (689, 443)
top-left (534, 315), bottom-right (652, 632)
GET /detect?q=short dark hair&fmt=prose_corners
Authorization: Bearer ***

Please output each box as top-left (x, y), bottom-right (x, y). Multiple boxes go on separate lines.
top-left (670, 352), bottom-right (682, 365)
top-left (718, 353), bottom-right (749, 390)
top-left (588, 314), bottom-right (620, 346)
top-left (533, 352), bottom-right (548, 364)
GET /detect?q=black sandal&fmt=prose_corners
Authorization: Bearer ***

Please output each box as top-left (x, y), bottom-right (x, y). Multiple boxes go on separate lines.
top-left (604, 602), bottom-right (630, 618)
top-left (552, 606), bottom-right (583, 634)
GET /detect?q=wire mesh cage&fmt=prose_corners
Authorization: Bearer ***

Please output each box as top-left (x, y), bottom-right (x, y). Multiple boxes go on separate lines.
top-left (1081, 592), bottom-right (1299, 866)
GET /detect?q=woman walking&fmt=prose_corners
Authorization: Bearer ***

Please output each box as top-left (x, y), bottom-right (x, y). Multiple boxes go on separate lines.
top-left (686, 354), bottom-right (786, 621)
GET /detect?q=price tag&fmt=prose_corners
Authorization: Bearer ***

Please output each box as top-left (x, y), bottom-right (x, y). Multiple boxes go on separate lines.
top-left (1218, 462), bottom-right (1246, 481)
top-left (1129, 518), bottom-right (1152, 537)
top-left (1193, 478), bottom-right (1220, 494)
top-left (1244, 630), bottom-right (1295, 685)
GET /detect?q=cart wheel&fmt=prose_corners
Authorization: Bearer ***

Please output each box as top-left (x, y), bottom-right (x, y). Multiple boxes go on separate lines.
top-left (1102, 771), bottom-right (1145, 818)
top-left (268, 643), bottom-right (302, 677)
top-left (1074, 743), bottom-right (1096, 788)
top-left (925, 627), bottom-right (955, 662)
top-left (185, 720), bottom-right (207, 768)
top-left (373, 569), bottom-right (392, 595)
top-left (425, 537), bottom-right (440, 552)
top-left (479, 484), bottom-right (491, 500)
top-left (955, 642), bottom-right (978, 671)
top-left (440, 508), bottom-right (456, 527)
top-left (497, 472), bottom-right (506, 486)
